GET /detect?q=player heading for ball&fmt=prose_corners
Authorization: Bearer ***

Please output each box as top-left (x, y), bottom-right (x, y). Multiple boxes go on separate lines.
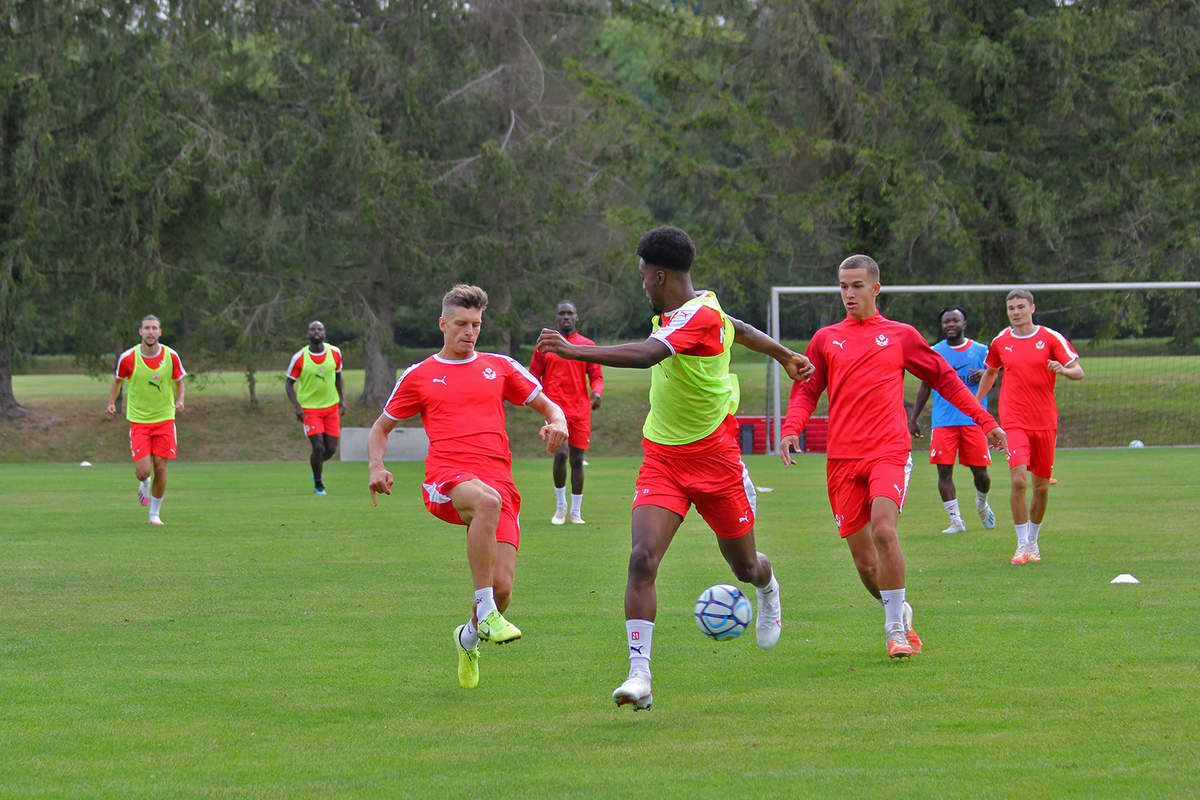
top-left (528, 300), bottom-right (603, 525)
top-left (975, 289), bottom-right (1083, 565)
top-left (537, 226), bottom-right (813, 711)
top-left (368, 284), bottom-right (568, 690)
top-left (105, 314), bottom-right (187, 526)
top-left (285, 320), bottom-right (346, 495)
top-left (780, 256), bottom-right (1007, 660)
top-left (907, 305), bottom-right (998, 534)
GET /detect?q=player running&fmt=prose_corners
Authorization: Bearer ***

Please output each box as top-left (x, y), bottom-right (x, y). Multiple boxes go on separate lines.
top-left (285, 320), bottom-right (346, 495)
top-left (367, 284), bottom-right (568, 690)
top-left (907, 306), bottom-right (998, 534)
top-left (537, 225), bottom-right (812, 710)
top-left (105, 314), bottom-right (187, 526)
top-left (780, 256), bottom-right (1006, 660)
top-left (975, 289), bottom-right (1083, 565)
top-left (528, 300), bottom-right (604, 525)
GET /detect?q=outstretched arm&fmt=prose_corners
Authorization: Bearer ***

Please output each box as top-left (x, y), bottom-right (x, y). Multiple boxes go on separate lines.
top-left (536, 329), bottom-right (670, 369)
top-left (730, 317), bottom-right (814, 382)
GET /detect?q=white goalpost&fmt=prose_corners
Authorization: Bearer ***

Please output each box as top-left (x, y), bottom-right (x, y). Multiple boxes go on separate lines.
top-left (766, 281), bottom-right (1200, 454)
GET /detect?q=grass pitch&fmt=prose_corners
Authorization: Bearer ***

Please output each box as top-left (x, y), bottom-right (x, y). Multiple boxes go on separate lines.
top-left (1, 450), bottom-right (1198, 798)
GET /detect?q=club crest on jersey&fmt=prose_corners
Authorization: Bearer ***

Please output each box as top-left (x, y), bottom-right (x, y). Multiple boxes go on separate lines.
top-left (1035, 340), bottom-right (1046, 350)
top-left (875, 334), bottom-right (889, 347)
top-left (482, 367), bottom-right (497, 380)
top-left (317, 366), bottom-right (325, 374)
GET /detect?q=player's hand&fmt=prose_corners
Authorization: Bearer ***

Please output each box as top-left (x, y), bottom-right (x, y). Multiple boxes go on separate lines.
top-left (540, 419), bottom-right (569, 454)
top-left (1047, 359), bottom-right (1066, 374)
top-left (967, 368), bottom-right (984, 384)
top-left (368, 467), bottom-right (394, 506)
top-left (985, 425), bottom-right (1008, 454)
top-left (779, 434), bottom-right (802, 466)
top-left (338, 402), bottom-right (347, 416)
top-left (781, 352), bottom-right (814, 382)
top-left (535, 328), bottom-right (569, 356)
top-left (175, 399), bottom-right (185, 413)
top-left (591, 393), bottom-right (602, 411)
top-left (294, 407), bottom-right (304, 422)
top-left (908, 419), bottom-right (923, 438)
top-left (105, 402), bottom-right (116, 419)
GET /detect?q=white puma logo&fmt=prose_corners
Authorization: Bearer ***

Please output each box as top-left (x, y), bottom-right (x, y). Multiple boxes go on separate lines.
top-left (738, 515), bottom-right (750, 523)
top-left (1004, 346), bottom-right (1013, 352)
top-left (432, 376), bottom-right (447, 385)
top-left (832, 339), bottom-right (846, 349)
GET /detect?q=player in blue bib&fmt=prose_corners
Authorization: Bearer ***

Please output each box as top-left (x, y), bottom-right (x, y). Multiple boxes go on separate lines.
top-left (908, 306), bottom-right (997, 533)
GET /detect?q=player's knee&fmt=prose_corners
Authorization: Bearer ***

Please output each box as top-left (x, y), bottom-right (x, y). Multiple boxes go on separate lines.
top-left (728, 557), bottom-right (758, 583)
top-left (627, 545), bottom-right (661, 583)
top-left (324, 439), bottom-right (338, 460)
top-left (472, 486), bottom-right (504, 521)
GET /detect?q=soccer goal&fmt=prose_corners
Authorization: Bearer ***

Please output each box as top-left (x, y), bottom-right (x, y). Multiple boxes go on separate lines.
top-left (766, 281), bottom-right (1200, 453)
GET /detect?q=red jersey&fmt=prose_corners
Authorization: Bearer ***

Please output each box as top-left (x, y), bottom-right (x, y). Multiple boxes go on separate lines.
top-left (782, 312), bottom-right (997, 459)
top-left (382, 352), bottom-right (542, 473)
top-left (528, 331), bottom-right (603, 418)
top-left (985, 325), bottom-right (1079, 430)
top-left (115, 346), bottom-right (186, 381)
top-left (285, 345), bottom-right (343, 379)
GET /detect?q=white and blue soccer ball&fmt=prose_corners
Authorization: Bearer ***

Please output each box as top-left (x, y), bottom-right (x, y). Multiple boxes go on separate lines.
top-left (1129, 439), bottom-right (1145, 448)
top-left (694, 584), bottom-right (752, 640)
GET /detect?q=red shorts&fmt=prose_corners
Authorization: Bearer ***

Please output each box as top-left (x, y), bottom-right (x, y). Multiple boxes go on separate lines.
top-left (302, 404), bottom-right (341, 437)
top-left (826, 452), bottom-right (912, 537)
top-left (1004, 427), bottom-right (1057, 478)
top-left (565, 410), bottom-right (591, 451)
top-left (633, 417), bottom-right (755, 539)
top-left (929, 425), bottom-right (991, 467)
top-left (129, 420), bottom-right (178, 461)
top-left (421, 470), bottom-right (523, 549)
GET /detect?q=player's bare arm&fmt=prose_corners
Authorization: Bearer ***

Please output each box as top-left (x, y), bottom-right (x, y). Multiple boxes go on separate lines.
top-left (285, 377), bottom-right (304, 421)
top-left (778, 434), bottom-right (802, 467)
top-left (1048, 359), bottom-right (1085, 380)
top-left (536, 329), bottom-right (670, 369)
top-left (976, 366), bottom-right (1001, 402)
top-left (528, 393), bottom-right (569, 454)
top-left (336, 372), bottom-right (347, 415)
top-left (985, 425), bottom-right (1008, 453)
top-left (174, 379), bottom-right (186, 412)
top-left (729, 317), bottom-right (814, 381)
top-left (367, 414), bottom-right (398, 505)
top-left (105, 377), bottom-right (123, 419)
top-left (908, 383), bottom-right (932, 438)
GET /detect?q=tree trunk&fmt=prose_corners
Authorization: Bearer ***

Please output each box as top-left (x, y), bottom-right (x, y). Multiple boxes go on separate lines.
top-left (361, 241), bottom-right (396, 408)
top-left (0, 339), bottom-right (26, 418)
top-left (245, 363), bottom-right (258, 407)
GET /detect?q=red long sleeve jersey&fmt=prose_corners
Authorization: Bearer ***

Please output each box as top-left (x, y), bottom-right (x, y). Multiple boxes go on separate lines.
top-left (782, 313), bottom-right (998, 459)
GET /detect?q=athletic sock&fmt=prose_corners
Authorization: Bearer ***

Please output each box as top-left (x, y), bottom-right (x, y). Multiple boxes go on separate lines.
top-left (149, 496), bottom-right (163, 517)
top-left (140, 476), bottom-right (152, 492)
top-left (474, 587), bottom-right (498, 622)
top-left (459, 620), bottom-right (480, 650)
top-left (976, 490), bottom-right (989, 511)
top-left (1014, 521), bottom-right (1029, 547)
top-left (943, 498), bottom-right (963, 524)
top-left (570, 493), bottom-right (583, 516)
top-left (554, 486), bottom-right (567, 510)
top-left (880, 588), bottom-right (906, 633)
top-left (1027, 521), bottom-right (1042, 547)
top-left (626, 619), bottom-right (653, 676)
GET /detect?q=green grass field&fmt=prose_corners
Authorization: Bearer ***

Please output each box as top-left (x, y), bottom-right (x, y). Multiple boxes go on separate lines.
top-left (2, 450), bottom-right (1198, 798)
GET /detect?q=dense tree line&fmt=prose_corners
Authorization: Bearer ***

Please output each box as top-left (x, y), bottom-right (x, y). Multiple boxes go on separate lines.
top-left (2, 0), bottom-right (1197, 416)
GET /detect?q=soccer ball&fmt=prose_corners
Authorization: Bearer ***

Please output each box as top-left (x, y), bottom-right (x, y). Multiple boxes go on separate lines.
top-left (1129, 439), bottom-right (1145, 448)
top-left (693, 584), bottom-right (752, 641)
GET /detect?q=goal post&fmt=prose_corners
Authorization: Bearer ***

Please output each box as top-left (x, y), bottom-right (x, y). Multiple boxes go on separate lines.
top-left (767, 281), bottom-right (1200, 454)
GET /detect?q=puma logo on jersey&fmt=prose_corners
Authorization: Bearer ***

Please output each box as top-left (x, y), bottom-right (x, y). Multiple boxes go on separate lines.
top-left (875, 335), bottom-right (889, 347)
top-left (432, 376), bottom-right (448, 386)
top-left (831, 339), bottom-right (846, 349)
top-left (1004, 346), bottom-right (1013, 351)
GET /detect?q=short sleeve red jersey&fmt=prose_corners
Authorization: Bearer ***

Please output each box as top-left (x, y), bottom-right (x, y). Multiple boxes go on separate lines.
top-left (649, 298), bottom-right (727, 357)
top-left (985, 325), bottom-right (1079, 430)
top-left (382, 352), bottom-right (542, 473)
top-left (115, 346), bottom-right (186, 381)
top-left (782, 312), bottom-right (997, 459)
top-left (528, 331), bottom-right (603, 418)
top-left (286, 345), bottom-right (343, 379)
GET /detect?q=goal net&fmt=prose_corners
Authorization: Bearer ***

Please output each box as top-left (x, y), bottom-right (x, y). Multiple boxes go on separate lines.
top-left (766, 282), bottom-right (1200, 453)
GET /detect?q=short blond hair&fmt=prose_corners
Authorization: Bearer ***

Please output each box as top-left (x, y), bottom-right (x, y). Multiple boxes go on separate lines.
top-left (441, 284), bottom-right (488, 317)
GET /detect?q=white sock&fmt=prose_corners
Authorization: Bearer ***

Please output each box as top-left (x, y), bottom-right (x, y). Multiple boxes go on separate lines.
top-left (140, 476), bottom-right (152, 491)
top-left (976, 490), bottom-right (989, 511)
top-left (1015, 521), bottom-right (1029, 547)
top-left (570, 493), bottom-right (583, 516)
top-left (459, 619), bottom-right (480, 650)
top-left (554, 486), bottom-right (567, 509)
top-left (474, 587), bottom-right (498, 622)
top-left (758, 571), bottom-right (779, 598)
top-left (880, 589), bottom-right (906, 633)
top-left (149, 496), bottom-right (163, 516)
top-left (943, 498), bottom-right (963, 523)
top-left (1028, 521), bottom-right (1042, 547)
top-left (626, 619), bottom-right (653, 676)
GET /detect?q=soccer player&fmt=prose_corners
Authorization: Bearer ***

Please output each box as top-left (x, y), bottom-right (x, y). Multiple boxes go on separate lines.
top-left (536, 226), bottom-right (812, 711)
top-left (975, 289), bottom-right (1084, 565)
top-left (528, 300), bottom-right (604, 525)
top-left (779, 256), bottom-right (1006, 660)
top-left (367, 285), bottom-right (568, 690)
top-left (285, 320), bottom-right (346, 495)
top-left (907, 306), bottom-right (998, 534)
top-left (105, 315), bottom-right (187, 526)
